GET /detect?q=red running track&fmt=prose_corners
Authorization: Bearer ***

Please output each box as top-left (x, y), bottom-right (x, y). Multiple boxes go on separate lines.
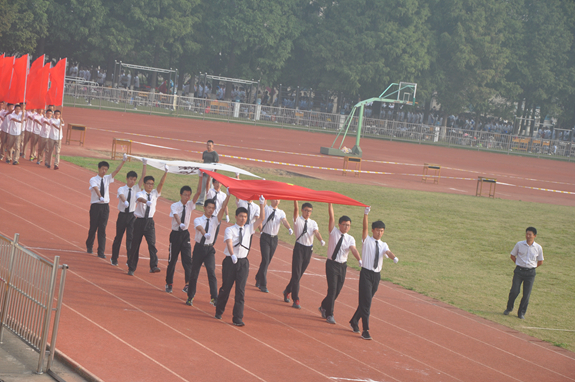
top-left (0, 108), bottom-right (573, 381)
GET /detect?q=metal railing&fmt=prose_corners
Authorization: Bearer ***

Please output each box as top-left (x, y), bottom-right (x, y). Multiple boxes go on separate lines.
top-left (0, 233), bottom-right (68, 374)
top-left (63, 84), bottom-right (574, 161)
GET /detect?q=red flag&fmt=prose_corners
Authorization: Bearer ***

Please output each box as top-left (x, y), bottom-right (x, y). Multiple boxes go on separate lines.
top-left (5, 54), bottom-right (29, 104)
top-left (202, 170), bottom-right (368, 207)
top-left (46, 58), bottom-right (67, 106)
top-left (0, 56), bottom-right (14, 102)
top-left (26, 63), bottom-right (50, 110)
top-left (30, 55), bottom-right (45, 75)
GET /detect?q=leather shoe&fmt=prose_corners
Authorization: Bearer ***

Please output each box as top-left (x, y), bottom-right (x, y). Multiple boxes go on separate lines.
top-left (215, 314), bottom-right (222, 320)
top-left (233, 320), bottom-right (245, 327)
top-left (127, 270), bottom-right (134, 276)
top-left (150, 267), bottom-right (161, 273)
top-left (259, 287), bottom-right (269, 293)
top-left (503, 309), bottom-right (511, 315)
top-left (518, 313), bottom-right (525, 319)
top-left (350, 322), bottom-right (360, 333)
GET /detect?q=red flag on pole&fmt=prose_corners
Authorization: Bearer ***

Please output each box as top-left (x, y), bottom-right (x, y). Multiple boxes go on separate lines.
top-left (46, 58), bottom-right (67, 106)
top-left (26, 63), bottom-right (50, 110)
top-left (30, 55), bottom-right (45, 75)
top-left (0, 56), bottom-right (14, 102)
top-left (6, 54), bottom-right (29, 104)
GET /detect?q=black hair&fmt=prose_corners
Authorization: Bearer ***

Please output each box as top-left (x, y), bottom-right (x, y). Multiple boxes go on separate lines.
top-left (235, 207), bottom-right (248, 216)
top-left (7, 103), bottom-right (13, 106)
top-left (338, 216), bottom-right (351, 224)
top-left (46, 109), bottom-right (53, 113)
top-left (143, 175), bottom-right (155, 184)
top-left (204, 199), bottom-right (216, 207)
top-left (126, 171), bottom-right (137, 179)
top-left (54, 109), bottom-right (61, 114)
top-left (207, 139), bottom-right (214, 144)
top-left (180, 185), bottom-right (192, 194)
top-left (14, 104), bottom-right (21, 108)
top-left (301, 202), bottom-right (313, 210)
top-left (372, 220), bottom-right (386, 229)
top-left (526, 227), bottom-right (537, 235)
top-left (98, 161), bottom-right (110, 169)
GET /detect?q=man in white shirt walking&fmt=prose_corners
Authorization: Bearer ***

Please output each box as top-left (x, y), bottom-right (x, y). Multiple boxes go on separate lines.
top-left (127, 165), bottom-right (168, 275)
top-left (45, 110), bottom-right (64, 169)
top-left (349, 207), bottom-right (398, 340)
top-left (319, 203), bottom-right (361, 325)
top-left (4, 104), bottom-right (23, 165)
top-left (36, 109), bottom-right (52, 165)
top-left (504, 227), bottom-right (544, 319)
top-left (215, 194), bottom-right (266, 326)
top-left (86, 157), bottom-right (127, 258)
top-left (283, 201), bottom-right (325, 309)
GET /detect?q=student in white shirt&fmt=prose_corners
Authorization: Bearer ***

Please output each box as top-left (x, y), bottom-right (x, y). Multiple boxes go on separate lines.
top-left (127, 165), bottom-right (168, 276)
top-left (319, 204), bottom-right (361, 325)
top-left (206, 178), bottom-right (229, 221)
top-left (504, 227), bottom-right (544, 319)
top-left (186, 186), bottom-right (230, 306)
top-left (20, 109), bottom-right (35, 160)
top-left (255, 200), bottom-right (293, 293)
top-left (45, 110), bottom-right (64, 169)
top-left (283, 201), bottom-right (325, 309)
top-left (349, 207), bottom-right (398, 340)
top-left (36, 109), bottom-right (52, 165)
top-left (4, 104), bottom-right (23, 165)
top-left (215, 194), bottom-right (266, 326)
top-left (110, 163), bottom-right (146, 266)
top-left (29, 109), bottom-right (44, 162)
top-left (86, 157), bottom-right (127, 258)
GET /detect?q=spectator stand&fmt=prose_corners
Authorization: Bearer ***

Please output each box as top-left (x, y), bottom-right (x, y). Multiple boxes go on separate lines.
top-left (114, 61), bottom-right (177, 109)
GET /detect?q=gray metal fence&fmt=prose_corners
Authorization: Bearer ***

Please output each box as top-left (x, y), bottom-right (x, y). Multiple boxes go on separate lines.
top-left (63, 84), bottom-right (574, 161)
top-left (0, 233), bottom-right (68, 374)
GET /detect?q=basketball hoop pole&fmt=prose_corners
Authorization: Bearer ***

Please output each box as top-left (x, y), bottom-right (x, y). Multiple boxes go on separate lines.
top-left (321, 82), bottom-right (417, 157)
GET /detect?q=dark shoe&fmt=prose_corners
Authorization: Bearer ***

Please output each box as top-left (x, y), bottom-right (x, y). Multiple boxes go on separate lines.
top-left (255, 279), bottom-right (260, 288)
top-left (350, 322), bottom-right (360, 333)
top-left (127, 270), bottom-right (134, 276)
top-left (318, 306), bottom-right (326, 319)
top-left (150, 267), bottom-right (161, 273)
top-left (54, 165), bottom-right (59, 170)
top-left (326, 316), bottom-right (336, 324)
top-left (185, 298), bottom-right (193, 306)
top-left (215, 313), bottom-right (222, 320)
top-left (518, 313), bottom-right (525, 319)
top-left (6, 159), bottom-right (10, 164)
top-left (182, 284), bottom-right (189, 293)
top-left (259, 287), bottom-right (269, 293)
top-left (111, 260), bottom-right (118, 266)
top-left (13, 161), bottom-right (19, 165)
top-left (283, 290), bottom-right (291, 303)
top-left (87, 247), bottom-right (93, 254)
top-left (210, 298), bottom-right (217, 306)
top-left (292, 300), bottom-right (301, 309)
top-left (166, 284), bottom-right (173, 293)
top-left (361, 331), bottom-right (372, 340)
top-left (503, 309), bottom-right (511, 315)
top-left (233, 320), bottom-right (245, 327)
top-left (97, 253), bottom-right (106, 259)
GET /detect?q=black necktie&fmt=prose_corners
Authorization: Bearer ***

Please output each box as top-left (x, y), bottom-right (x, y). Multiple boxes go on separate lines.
top-left (200, 218), bottom-right (210, 245)
top-left (247, 203), bottom-right (251, 221)
top-left (331, 234), bottom-right (344, 261)
top-left (374, 241), bottom-right (380, 269)
top-left (214, 191), bottom-right (218, 209)
top-left (261, 209), bottom-right (276, 232)
top-left (100, 178), bottom-right (105, 199)
top-left (125, 188), bottom-right (131, 212)
top-left (234, 227), bottom-right (243, 247)
top-left (144, 193), bottom-right (151, 218)
top-left (296, 220), bottom-right (308, 241)
top-left (180, 204), bottom-right (186, 228)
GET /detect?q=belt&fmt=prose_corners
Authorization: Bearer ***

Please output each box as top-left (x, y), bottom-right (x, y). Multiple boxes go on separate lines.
top-left (262, 232), bottom-right (277, 238)
top-left (295, 241), bottom-right (313, 248)
top-left (516, 265), bottom-right (535, 271)
top-left (195, 241), bottom-right (213, 247)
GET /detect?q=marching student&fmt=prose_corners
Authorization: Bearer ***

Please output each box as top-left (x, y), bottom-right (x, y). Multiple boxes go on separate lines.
top-left (197, 140), bottom-right (219, 205)
top-left (319, 203), bottom-right (361, 324)
top-left (86, 156), bottom-right (127, 258)
top-left (235, 174), bottom-right (259, 225)
top-left (349, 207), bottom-right (399, 340)
top-left (21, 108), bottom-right (35, 159)
top-left (186, 184), bottom-right (229, 306)
top-left (127, 164), bottom-right (168, 276)
top-left (36, 109), bottom-right (52, 165)
top-left (28, 109), bottom-right (44, 161)
top-left (110, 162), bottom-right (146, 266)
top-left (255, 200), bottom-right (293, 293)
top-left (206, 178), bottom-right (229, 224)
top-left (45, 110), bottom-right (64, 169)
top-left (215, 194), bottom-right (266, 326)
top-left (283, 201), bottom-right (325, 309)
top-left (4, 104), bottom-right (23, 165)
top-left (0, 103), bottom-right (14, 161)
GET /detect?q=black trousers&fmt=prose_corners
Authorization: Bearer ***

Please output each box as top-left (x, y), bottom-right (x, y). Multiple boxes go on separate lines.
top-left (506, 266), bottom-right (536, 316)
top-left (187, 242), bottom-right (218, 300)
top-left (127, 218), bottom-right (158, 272)
top-left (111, 211), bottom-right (135, 263)
top-left (284, 242), bottom-right (313, 301)
top-left (166, 230), bottom-right (192, 286)
top-left (86, 203), bottom-right (110, 256)
top-left (255, 233), bottom-right (278, 288)
top-left (321, 259), bottom-right (347, 317)
top-left (215, 257), bottom-right (249, 323)
top-left (351, 268), bottom-right (381, 331)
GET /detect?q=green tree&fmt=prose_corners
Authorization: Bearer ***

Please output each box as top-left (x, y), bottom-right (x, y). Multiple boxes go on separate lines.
top-left (1, 0), bottom-right (48, 54)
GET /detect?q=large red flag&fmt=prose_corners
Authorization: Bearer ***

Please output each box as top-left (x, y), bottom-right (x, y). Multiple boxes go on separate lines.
top-left (46, 58), bottom-right (67, 106)
top-left (202, 170), bottom-right (368, 207)
top-left (0, 56), bottom-right (14, 102)
top-left (29, 55), bottom-right (45, 75)
top-left (5, 54), bottom-right (29, 104)
top-left (26, 63), bottom-right (50, 109)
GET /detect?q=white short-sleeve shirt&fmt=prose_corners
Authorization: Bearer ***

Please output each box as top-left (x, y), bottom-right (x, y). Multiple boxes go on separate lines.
top-left (39, 117), bottom-right (51, 138)
top-left (193, 214), bottom-right (220, 245)
top-left (261, 206), bottom-right (286, 236)
top-left (116, 184), bottom-right (141, 212)
top-left (223, 223), bottom-right (255, 258)
top-left (32, 113), bottom-right (43, 135)
top-left (134, 189), bottom-right (160, 218)
top-left (361, 236), bottom-right (390, 273)
top-left (48, 118), bottom-right (63, 140)
top-left (170, 200), bottom-right (194, 231)
top-left (293, 216), bottom-right (319, 247)
top-left (89, 174), bottom-right (114, 204)
top-left (206, 188), bottom-right (227, 216)
top-left (236, 199), bottom-right (260, 224)
top-left (7, 113), bottom-right (23, 136)
top-left (326, 227), bottom-right (356, 263)
top-left (25, 112), bottom-right (35, 132)
top-left (511, 240), bottom-right (543, 268)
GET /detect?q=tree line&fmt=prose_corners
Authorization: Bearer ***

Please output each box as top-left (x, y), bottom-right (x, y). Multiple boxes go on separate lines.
top-left (2, 0), bottom-right (574, 132)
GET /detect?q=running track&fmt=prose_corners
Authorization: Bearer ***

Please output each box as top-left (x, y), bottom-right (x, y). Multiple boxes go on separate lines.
top-left (0, 107), bottom-right (573, 381)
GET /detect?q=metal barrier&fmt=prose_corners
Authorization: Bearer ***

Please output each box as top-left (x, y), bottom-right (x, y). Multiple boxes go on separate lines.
top-left (63, 84), bottom-right (574, 161)
top-left (0, 233), bottom-right (68, 374)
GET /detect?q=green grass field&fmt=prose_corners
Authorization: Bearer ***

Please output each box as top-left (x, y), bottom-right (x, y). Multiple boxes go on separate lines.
top-left (63, 155), bottom-right (575, 352)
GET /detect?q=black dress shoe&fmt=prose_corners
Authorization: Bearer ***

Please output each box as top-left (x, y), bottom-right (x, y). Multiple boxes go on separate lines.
top-left (518, 313), bottom-right (525, 319)
top-left (150, 267), bottom-right (161, 273)
top-left (87, 247), bottom-right (93, 254)
top-left (97, 253), bottom-right (106, 259)
top-left (233, 320), bottom-right (245, 327)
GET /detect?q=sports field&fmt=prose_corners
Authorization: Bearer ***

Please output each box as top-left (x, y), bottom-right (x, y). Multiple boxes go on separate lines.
top-left (1, 106), bottom-right (574, 381)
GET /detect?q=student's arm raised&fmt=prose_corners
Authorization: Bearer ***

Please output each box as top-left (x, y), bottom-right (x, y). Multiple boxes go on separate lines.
top-left (253, 196), bottom-right (267, 228)
top-left (156, 165), bottom-right (169, 194)
top-left (328, 203), bottom-right (335, 232)
top-left (111, 154), bottom-right (127, 177)
top-left (362, 206), bottom-right (370, 241)
top-left (293, 200), bottom-right (299, 222)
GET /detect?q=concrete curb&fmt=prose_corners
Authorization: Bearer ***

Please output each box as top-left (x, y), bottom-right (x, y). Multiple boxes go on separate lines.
top-left (53, 349), bottom-right (104, 382)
